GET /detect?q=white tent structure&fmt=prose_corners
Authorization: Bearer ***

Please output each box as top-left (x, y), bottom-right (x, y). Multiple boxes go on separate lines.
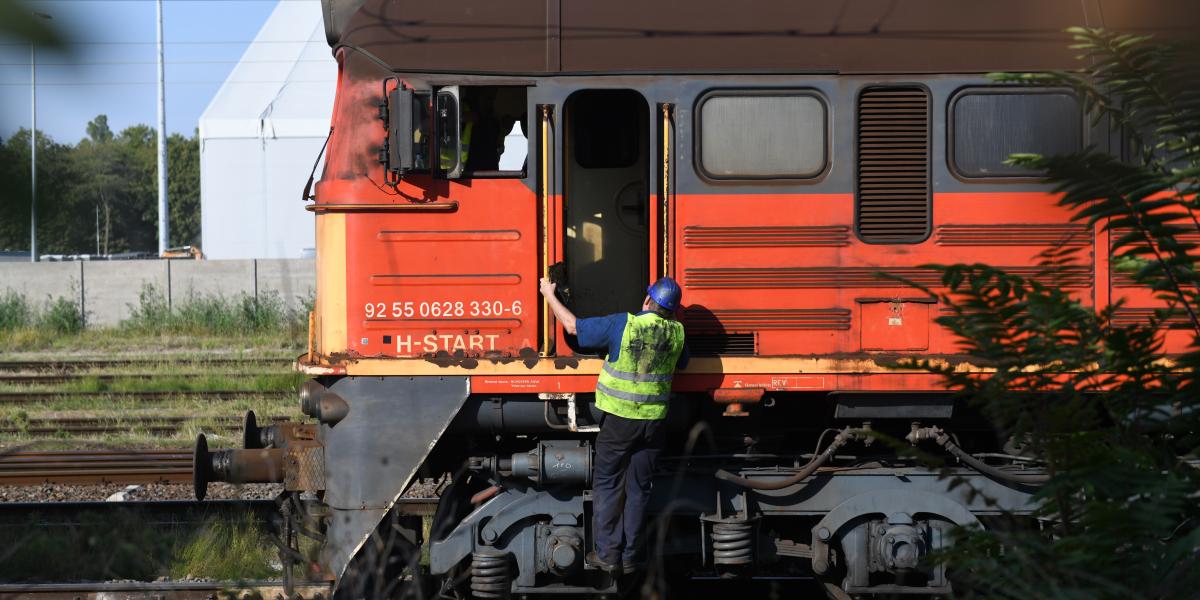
top-left (199, 0), bottom-right (335, 259)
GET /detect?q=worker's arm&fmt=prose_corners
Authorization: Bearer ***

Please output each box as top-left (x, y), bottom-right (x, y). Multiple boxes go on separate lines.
top-left (539, 277), bottom-right (577, 335)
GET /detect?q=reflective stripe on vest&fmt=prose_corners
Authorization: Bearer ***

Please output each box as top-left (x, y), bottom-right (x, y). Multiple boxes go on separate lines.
top-left (594, 312), bottom-right (685, 421)
top-left (595, 381), bottom-right (670, 403)
top-left (601, 360), bottom-right (672, 383)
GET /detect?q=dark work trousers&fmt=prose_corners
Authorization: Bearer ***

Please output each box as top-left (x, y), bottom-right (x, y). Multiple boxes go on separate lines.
top-left (592, 412), bottom-right (666, 565)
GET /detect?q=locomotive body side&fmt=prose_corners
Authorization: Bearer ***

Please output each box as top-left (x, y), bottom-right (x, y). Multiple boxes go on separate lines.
top-left (191, 1), bottom-right (1200, 597)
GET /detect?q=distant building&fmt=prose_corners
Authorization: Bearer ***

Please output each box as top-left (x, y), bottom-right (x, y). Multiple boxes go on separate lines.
top-left (198, 0), bottom-right (334, 259)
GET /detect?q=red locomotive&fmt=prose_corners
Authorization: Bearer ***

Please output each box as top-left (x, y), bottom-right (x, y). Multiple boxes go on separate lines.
top-left (192, 1), bottom-right (1199, 597)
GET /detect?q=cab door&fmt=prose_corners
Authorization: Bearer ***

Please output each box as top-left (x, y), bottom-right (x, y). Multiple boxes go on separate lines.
top-left (559, 89), bottom-right (652, 331)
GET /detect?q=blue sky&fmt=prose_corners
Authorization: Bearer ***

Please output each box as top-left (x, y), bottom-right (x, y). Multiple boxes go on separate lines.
top-left (0, 0), bottom-right (283, 143)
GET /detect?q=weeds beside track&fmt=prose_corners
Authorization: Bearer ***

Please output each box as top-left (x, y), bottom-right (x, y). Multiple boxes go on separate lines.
top-left (0, 358), bottom-right (293, 372)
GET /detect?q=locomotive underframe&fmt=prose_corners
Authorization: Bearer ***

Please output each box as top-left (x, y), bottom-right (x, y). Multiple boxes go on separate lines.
top-left (214, 374), bottom-right (1041, 598)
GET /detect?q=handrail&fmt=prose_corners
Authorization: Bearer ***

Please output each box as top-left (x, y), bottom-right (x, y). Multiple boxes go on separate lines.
top-left (661, 104), bottom-right (673, 278)
top-left (540, 105), bottom-right (554, 357)
top-left (305, 202), bottom-right (458, 213)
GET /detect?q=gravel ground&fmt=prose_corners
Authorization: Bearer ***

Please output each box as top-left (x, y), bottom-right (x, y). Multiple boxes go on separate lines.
top-left (403, 478), bottom-right (443, 498)
top-left (0, 482), bottom-right (283, 502)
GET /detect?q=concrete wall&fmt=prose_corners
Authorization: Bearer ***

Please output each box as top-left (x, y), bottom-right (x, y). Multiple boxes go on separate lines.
top-left (84, 261), bottom-right (170, 325)
top-left (0, 259), bottom-right (314, 327)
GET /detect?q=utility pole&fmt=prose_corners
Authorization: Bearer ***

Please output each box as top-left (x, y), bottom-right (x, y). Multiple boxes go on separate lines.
top-left (155, 0), bottom-right (169, 256)
top-left (30, 39), bottom-right (36, 262)
top-left (29, 11), bottom-right (52, 263)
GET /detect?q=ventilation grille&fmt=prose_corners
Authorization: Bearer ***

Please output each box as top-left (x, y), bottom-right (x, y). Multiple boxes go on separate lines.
top-left (857, 87), bottom-right (931, 243)
top-left (684, 308), bottom-right (851, 331)
top-left (1110, 308), bottom-right (1193, 329)
top-left (688, 333), bottom-right (756, 356)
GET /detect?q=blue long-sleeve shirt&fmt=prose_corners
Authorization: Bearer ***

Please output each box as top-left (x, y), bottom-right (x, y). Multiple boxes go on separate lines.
top-left (574, 311), bottom-right (689, 369)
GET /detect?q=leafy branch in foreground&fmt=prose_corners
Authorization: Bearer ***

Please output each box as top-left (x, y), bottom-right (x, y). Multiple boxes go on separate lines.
top-left (901, 29), bottom-right (1200, 599)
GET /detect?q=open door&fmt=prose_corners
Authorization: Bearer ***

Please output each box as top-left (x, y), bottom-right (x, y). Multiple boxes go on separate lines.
top-left (560, 90), bottom-right (651, 343)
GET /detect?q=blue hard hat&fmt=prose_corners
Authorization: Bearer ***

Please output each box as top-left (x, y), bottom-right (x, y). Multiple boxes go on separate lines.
top-left (646, 277), bottom-right (682, 312)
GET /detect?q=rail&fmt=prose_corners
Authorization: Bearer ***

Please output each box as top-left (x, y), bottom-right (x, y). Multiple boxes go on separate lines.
top-left (0, 415), bottom-right (291, 437)
top-left (0, 449), bottom-right (193, 485)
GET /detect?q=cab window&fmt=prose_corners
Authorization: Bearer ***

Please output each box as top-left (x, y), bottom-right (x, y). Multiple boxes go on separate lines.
top-left (950, 89), bottom-right (1082, 178)
top-left (696, 91), bottom-right (828, 179)
top-left (459, 86), bottom-right (528, 177)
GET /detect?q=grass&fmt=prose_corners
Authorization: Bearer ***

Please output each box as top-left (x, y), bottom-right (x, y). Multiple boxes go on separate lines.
top-left (0, 285), bottom-right (311, 353)
top-left (170, 510), bottom-right (279, 580)
top-left (0, 396), bottom-right (300, 449)
top-left (0, 319), bottom-right (307, 449)
top-left (2, 372), bottom-right (308, 394)
top-left (0, 507), bottom-right (279, 582)
top-left (123, 284), bottom-right (311, 347)
top-left (0, 290), bottom-right (84, 341)
top-left (0, 289), bottom-right (315, 583)
top-left (0, 325), bottom-right (305, 355)
top-left (0, 359), bottom-right (304, 448)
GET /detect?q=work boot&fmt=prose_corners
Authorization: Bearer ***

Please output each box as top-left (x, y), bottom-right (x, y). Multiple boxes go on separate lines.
top-left (585, 551), bottom-right (621, 574)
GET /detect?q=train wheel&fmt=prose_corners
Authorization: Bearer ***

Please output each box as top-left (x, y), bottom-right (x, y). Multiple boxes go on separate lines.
top-left (431, 468), bottom-right (490, 542)
top-left (426, 469), bottom-right (491, 599)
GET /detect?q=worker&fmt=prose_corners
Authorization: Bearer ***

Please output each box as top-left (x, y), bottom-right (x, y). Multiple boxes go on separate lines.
top-left (538, 276), bottom-right (688, 574)
top-left (439, 97), bottom-right (473, 172)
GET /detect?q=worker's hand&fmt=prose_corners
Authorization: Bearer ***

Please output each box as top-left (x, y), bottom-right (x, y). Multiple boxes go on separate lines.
top-left (538, 277), bottom-right (556, 298)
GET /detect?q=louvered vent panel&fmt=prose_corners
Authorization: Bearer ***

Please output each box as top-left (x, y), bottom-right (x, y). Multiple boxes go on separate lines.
top-left (688, 333), bottom-right (756, 356)
top-left (856, 87), bottom-right (931, 243)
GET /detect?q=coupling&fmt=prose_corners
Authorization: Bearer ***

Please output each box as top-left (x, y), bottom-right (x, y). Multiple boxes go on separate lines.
top-left (193, 433), bottom-right (285, 500)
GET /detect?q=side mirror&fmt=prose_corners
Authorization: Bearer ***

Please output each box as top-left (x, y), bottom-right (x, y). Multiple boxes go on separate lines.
top-left (435, 86), bottom-right (463, 179)
top-left (386, 88), bottom-right (433, 176)
top-left (387, 88), bottom-right (415, 173)
top-left (385, 86), bottom-right (462, 180)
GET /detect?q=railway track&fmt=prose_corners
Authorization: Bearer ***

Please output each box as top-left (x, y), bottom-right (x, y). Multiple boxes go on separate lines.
top-left (0, 415), bottom-right (290, 437)
top-left (0, 373), bottom-right (282, 384)
top-left (0, 449), bottom-right (193, 485)
top-left (0, 358), bottom-right (293, 372)
top-left (0, 449), bottom-right (442, 518)
top-left (0, 390), bottom-right (291, 404)
top-left (0, 498), bottom-right (437, 517)
top-left (0, 580), bottom-right (332, 599)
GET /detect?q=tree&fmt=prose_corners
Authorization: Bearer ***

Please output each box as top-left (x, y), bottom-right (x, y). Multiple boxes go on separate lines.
top-left (167, 131), bottom-right (201, 247)
top-left (907, 29), bottom-right (1200, 598)
top-left (85, 115), bottom-right (113, 144)
top-left (0, 116), bottom-right (202, 255)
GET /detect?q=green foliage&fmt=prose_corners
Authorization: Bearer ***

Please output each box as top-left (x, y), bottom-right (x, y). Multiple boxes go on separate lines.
top-left (0, 0), bottom-right (65, 47)
top-left (0, 290), bottom-right (34, 331)
top-left (39, 294), bottom-right (84, 334)
top-left (0, 507), bottom-right (277, 582)
top-left (124, 283), bottom-right (302, 336)
top-left (0, 290), bottom-right (83, 334)
top-left (169, 511), bottom-right (278, 580)
top-left (0, 116), bottom-right (200, 255)
top-left (993, 28), bottom-right (1200, 332)
top-left (902, 29), bottom-right (1200, 599)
